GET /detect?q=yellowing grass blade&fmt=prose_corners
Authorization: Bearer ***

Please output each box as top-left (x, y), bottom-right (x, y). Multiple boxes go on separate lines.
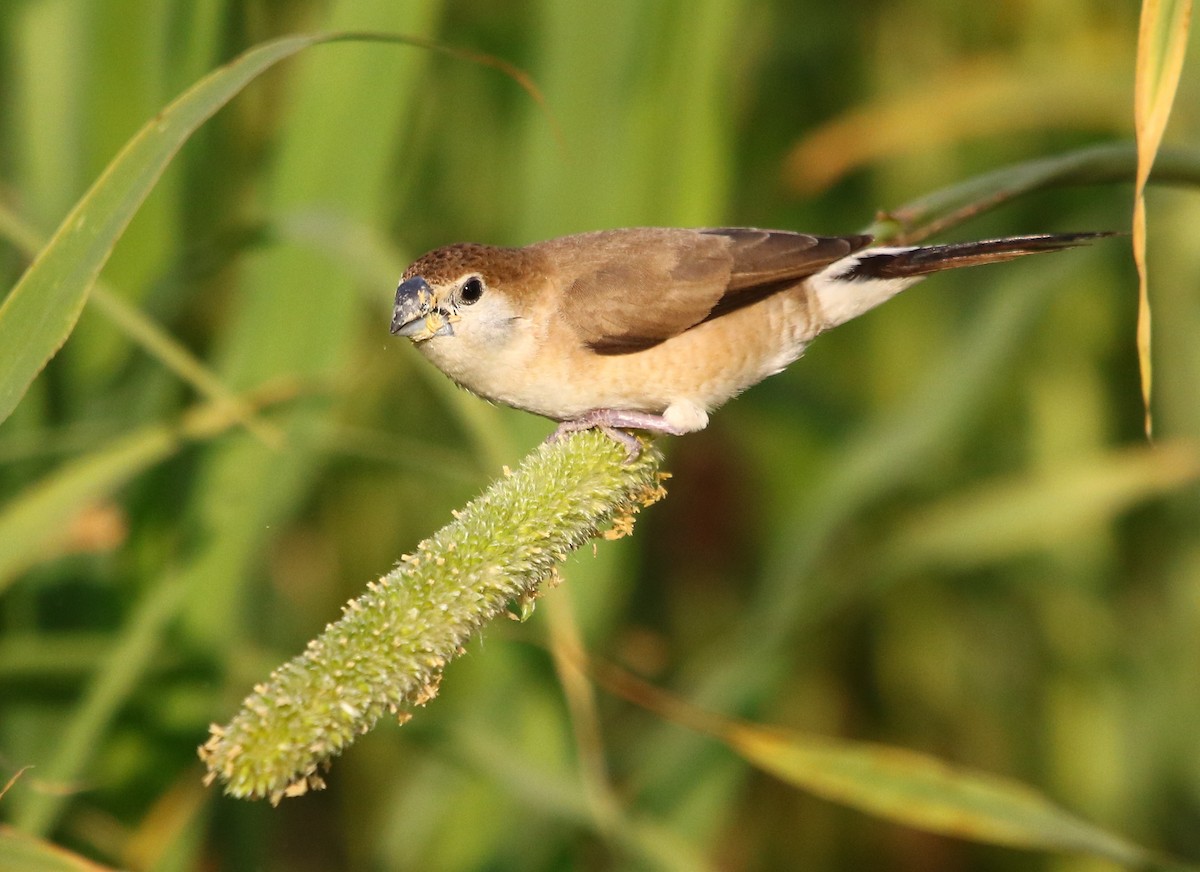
top-left (1133, 0), bottom-right (1193, 437)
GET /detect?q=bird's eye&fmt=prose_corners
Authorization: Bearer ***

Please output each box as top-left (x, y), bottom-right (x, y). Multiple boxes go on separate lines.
top-left (459, 277), bottom-right (484, 304)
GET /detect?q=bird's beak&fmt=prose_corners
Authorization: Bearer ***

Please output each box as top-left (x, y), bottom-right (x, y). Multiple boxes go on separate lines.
top-left (390, 275), bottom-right (454, 341)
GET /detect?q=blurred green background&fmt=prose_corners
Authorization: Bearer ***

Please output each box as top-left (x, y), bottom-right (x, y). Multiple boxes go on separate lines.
top-left (2, 1), bottom-right (1199, 870)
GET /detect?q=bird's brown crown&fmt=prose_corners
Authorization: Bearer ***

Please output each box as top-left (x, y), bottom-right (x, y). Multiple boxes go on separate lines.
top-left (402, 242), bottom-right (543, 292)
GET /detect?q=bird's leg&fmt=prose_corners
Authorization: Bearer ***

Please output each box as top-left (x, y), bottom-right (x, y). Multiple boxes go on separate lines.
top-left (547, 409), bottom-right (687, 459)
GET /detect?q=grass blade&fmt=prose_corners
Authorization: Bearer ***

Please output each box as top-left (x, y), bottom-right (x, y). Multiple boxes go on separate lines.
top-left (1133, 0), bottom-right (1193, 436)
top-left (723, 725), bottom-right (1159, 867)
top-left (596, 661), bottom-right (1171, 869)
top-left (0, 34), bottom-right (335, 426)
top-left (0, 201), bottom-right (281, 446)
top-left (0, 31), bottom-right (538, 429)
top-left (0, 383), bottom-right (297, 593)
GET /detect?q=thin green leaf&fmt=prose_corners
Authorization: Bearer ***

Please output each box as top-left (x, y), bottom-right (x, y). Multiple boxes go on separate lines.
top-left (724, 724), bottom-right (1158, 867)
top-left (0, 382), bottom-right (297, 594)
top-left (0, 192), bottom-right (280, 447)
top-left (864, 142), bottom-right (1200, 244)
top-left (0, 31), bottom-right (547, 429)
top-left (593, 660), bottom-right (1172, 869)
top-left (0, 33), bottom-right (323, 426)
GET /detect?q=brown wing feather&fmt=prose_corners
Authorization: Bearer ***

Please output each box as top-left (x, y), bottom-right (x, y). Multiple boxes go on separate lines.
top-left (548, 228), bottom-right (872, 353)
top-left (710, 228), bottom-right (872, 289)
top-left (556, 229), bottom-right (729, 352)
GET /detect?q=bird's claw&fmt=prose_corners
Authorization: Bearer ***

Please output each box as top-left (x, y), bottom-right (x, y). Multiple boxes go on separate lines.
top-left (546, 419), bottom-right (643, 461)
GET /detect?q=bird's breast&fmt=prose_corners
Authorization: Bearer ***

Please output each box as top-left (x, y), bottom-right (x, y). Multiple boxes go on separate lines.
top-left (414, 287), bottom-right (821, 423)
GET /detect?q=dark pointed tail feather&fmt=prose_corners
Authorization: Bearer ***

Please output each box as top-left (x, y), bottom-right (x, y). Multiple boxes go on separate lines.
top-left (844, 232), bottom-right (1115, 281)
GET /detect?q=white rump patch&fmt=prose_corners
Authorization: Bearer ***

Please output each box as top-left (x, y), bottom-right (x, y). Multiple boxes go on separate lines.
top-left (809, 247), bottom-right (924, 330)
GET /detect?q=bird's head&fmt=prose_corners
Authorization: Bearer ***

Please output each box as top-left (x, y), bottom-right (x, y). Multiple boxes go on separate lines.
top-left (390, 243), bottom-right (537, 349)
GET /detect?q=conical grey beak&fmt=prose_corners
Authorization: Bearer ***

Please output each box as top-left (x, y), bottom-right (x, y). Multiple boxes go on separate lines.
top-left (391, 276), bottom-right (435, 337)
top-left (391, 276), bottom-right (456, 341)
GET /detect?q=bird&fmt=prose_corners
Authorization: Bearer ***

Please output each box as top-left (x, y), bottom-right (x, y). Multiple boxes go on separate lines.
top-left (390, 227), bottom-right (1106, 451)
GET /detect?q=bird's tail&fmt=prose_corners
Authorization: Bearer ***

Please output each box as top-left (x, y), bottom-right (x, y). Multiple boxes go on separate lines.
top-left (811, 231), bottom-right (1112, 330)
top-left (841, 232), bottom-right (1113, 281)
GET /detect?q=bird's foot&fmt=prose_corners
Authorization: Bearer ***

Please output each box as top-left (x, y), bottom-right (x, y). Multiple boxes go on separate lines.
top-left (546, 410), bottom-right (686, 460)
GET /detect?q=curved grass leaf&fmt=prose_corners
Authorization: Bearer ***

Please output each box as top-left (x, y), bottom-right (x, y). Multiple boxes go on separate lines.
top-left (0, 200), bottom-right (280, 445)
top-left (0, 31), bottom-right (545, 430)
top-left (722, 725), bottom-right (1159, 867)
top-left (864, 142), bottom-right (1200, 244)
top-left (594, 661), bottom-right (1175, 869)
top-left (0, 34), bottom-right (321, 427)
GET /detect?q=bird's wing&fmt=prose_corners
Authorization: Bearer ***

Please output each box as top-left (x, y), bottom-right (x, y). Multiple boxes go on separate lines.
top-left (560, 228), bottom-right (872, 353)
